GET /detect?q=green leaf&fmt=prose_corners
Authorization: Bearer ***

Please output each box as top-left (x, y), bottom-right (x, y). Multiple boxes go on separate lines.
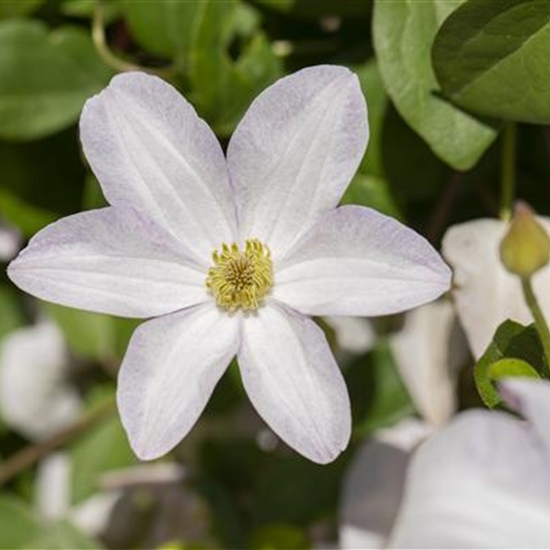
top-left (255, 0), bottom-right (295, 12)
top-left (119, 0), bottom-right (202, 64)
top-left (29, 521), bottom-right (101, 550)
top-left (0, 495), bottom-right (43, 550)
top-left (341, 62), bottom-right (402, 218)
top-left (433, 0), bottom-right (550, 123)
top-left (0, 285), bottom-right (25, 338)
top-left (475, 319), bottom-right (547, 407)
top-left (0, 128), bottom-right (86, 220)
top-left (71, 413), bottom-right (137, 504)
top-left (0, 188), bottom-right (56, 238)
top-left (353, 61), bottom-right (388, 178)
top-left (0, 20), bottom-right (112, 141)
top-left (61, 0), bottom-right (120, 22)
top-left (373, 0), bottom-right (497, 170)
top-left (487, 358), bottom-right (540, 381)
top-left (0, 0), bottom-right (44, 19)
top-left (341, 174), bottom-right (402, 219)
top-left (250, 524), bottom-right (310, 550)
top-left (254, 456), bottom-right (347, 525)
top-left (189, 0), bottom-right (282, 135)
top-left (349, 340), bottom-right (415, 438)
top-left (45, 304), bottom-right (117, 361)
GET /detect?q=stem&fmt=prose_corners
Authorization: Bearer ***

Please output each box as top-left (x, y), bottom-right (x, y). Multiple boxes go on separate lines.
top-left (521, 277), bottom-right (550, 369)
top-left (92, 0), bottom-right (176, 78)
top-left (0, 399), bottom-right (115, 486)
top-left (500, 123), bottom-right (517, 221)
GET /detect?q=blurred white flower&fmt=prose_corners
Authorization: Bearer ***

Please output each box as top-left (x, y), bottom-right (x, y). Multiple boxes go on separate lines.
top-left (35, 453), bottom-right (120, 537)
top-left (324, 316), bottom-right (375, 355)
top-left (389, 300), bottom-right (468, 427)
top-left (443, 218), bottom-right (550, 358)
top-left (339, 419), bottom-right (432, 549)
top-left (34, 454), bottom-right (186, 539)
top-left (340, 379), bottom-right (550, 549)
top-left (8, 68), bottom-right (450, 463)
top-left (0, 222), bottom-right (20, 261)
top-left (0, 322), bottom-right (82, 440)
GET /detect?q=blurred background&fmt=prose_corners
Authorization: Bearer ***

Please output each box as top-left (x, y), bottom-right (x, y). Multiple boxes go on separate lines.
top-left (1, 0), bottom-right (550, 549)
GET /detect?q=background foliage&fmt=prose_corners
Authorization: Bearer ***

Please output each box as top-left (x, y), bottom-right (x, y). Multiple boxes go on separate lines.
top-left (1, 0), bottom-right (550, 548)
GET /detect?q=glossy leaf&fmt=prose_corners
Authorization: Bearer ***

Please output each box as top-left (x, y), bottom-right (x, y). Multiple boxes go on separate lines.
top-left (45, 304), bottom-right (117, 362)
top-left (433, 0), bottom-right (550, 123)
top-left (119, 0), bottom-right (202, 64)
top-left (0, 496), bottom-right (43, 549)
top-left (29, 521), bottom-right (101, 550)
top-left (373, 0), bottom-right (497, 170)
top-left (0, 0), bottom-right (44, 19)
top-left (0, 20), bottom-right (112, 141)
top-left (488, 358), bottom-right (540, 381)
top-left (71, 412), bottom-right (137, 504)
top-left (189, 0), bottom-right (281, 135)
top-left (474, 319), bottom-right (547, 407)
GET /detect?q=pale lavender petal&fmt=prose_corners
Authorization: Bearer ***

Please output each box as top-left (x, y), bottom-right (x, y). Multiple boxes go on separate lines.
top-left (80, 72), bottom-right (237, 265)
top-left (388, 411), bottom-right (550, 548)
top-left (390, 300), bottom-right (468, 427)
top-left (8, 207), bottom-right (207, 318)
top-left (339, 419), bottom-right (432, 550)
top-left (117, 303), bottom-right (239, 460)
top-left (273, 206), bottom-right (451, 316)
top-left (442, 218), bottom-right (550, 359)
top-left (500, 378), bottom-right (550, 457)
top-left (227, 65), bottom-right (368, 259)
top-left (238, 303), bottom-right (351, 464)
top-left (442, 219), bottom-right (530, 358)
top-left (0, 323), bottom-right (82, 440)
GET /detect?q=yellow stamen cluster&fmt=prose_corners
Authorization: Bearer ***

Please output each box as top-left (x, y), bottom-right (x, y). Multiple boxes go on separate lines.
top-left (206, 239), bottom-right (273, 312)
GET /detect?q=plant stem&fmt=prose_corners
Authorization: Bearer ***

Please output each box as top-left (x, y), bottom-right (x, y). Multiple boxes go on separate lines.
top-left (0, 399), bottom-right (115, 486)
top-left (500, 123), bottom-right (517, 221)
top-left (521, 276), bottom-right (550, 369)
top-left (92, 0), bottom-right (176, 78)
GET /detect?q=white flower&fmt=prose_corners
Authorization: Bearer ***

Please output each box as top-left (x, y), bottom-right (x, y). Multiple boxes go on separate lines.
top-left (340, 379), bottom-right (550, 548)
top-left (0, 322), bottom-right (82, 440)
top-left (0, 222), bottom-right (20, 262)
top-left (324, 316), bottom-right (375, 356)
top-left (443, 218), bottom-right (550, 359)
top-left (389, 299), bottom-right (468, 427)
top-left (7, 67), bottom-right (450, 463)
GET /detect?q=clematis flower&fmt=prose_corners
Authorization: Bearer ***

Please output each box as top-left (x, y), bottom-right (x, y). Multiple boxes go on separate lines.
top-left (7, 67), bottom-right (450, 463)
top-left (443, 218), bottom-right (550, 359)
top-left (340, 379), bottom-right (550, 548)
top-left (389, 299), bottom-right (468, 427)
top-left (0, 322), bottom-right (82, 440)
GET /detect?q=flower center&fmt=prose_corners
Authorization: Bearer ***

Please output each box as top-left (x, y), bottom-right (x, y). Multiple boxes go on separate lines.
top-left (206, 239), bottom-right (273, 312)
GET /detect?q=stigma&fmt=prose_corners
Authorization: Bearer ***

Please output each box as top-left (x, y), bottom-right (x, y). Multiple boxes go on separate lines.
top-left (206, 239), bottom-right (273, 312)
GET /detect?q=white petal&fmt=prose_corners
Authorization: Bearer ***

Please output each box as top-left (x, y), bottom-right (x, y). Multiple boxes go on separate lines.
top-left (324, 316), bottom-right (375, 355)
top-left (388, 410), bottom-right (550, 548)
top-left (227, 65), bottom-right (368, 259)
top-left (339, 419), bottom-right (431, 550)
top-left (8, 207), bottom-right (208, 318)
top-left (390, 300), bottom-right (468, 427)
top-left (443, 218), bottom-right (550, 358)
top-left (0, 223), bottom-right (20, 261)
top-left (80, 72), bottom-right (237, 263)
top-left (35, 452), bottom-right (71, 521)
top-left (500, 378), bottom-right (550, 457)
top-left (0, 323), bottom-right (82, 440)
top-left (70, 491), bottom-right (122, 537)
top-left (117, 304), bottom-right (239, 460)
top-left (238, 304), bottom-right (351, 464)
top-left (273, 206), bottom-right (451, 316)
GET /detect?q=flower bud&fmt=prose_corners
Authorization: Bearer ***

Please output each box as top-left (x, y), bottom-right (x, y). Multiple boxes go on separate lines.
top-left (500, 202), bottom-right (550, 278)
